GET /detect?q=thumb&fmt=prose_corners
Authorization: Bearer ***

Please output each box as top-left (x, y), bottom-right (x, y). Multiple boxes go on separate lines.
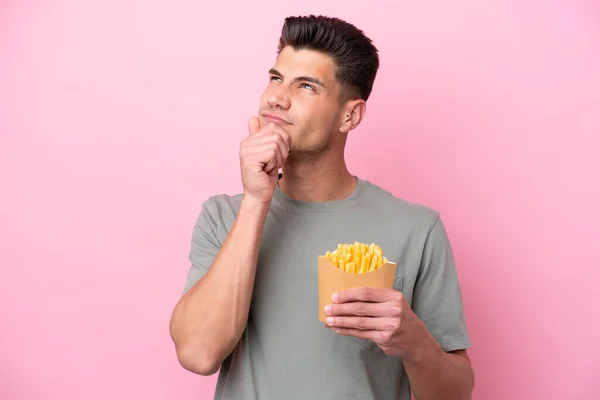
top-left (248, 116), bottom-right (261, 136)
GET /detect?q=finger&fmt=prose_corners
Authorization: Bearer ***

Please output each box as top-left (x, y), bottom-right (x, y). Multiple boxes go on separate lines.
top-left (324, 301), bottom-right (396, 318)
top-left (245, 143), bottom-right (283, 172)
top-left (329, 327), bottom-right (380, 342)
top-left (263, 122), bottom-right (291, 152)
top-left (326, 316), bottom-right (399, 331)
top-left (243, 123), bottom-right (290, 157)
top-left (242, 133), bottom-right (289, 163)
top-left (243, 139), bottom-right (285, 168)
top-left (248, 116), bottom-right (261, 136)
top-left (259, 124), bottom-right (289, 167)
top-left (332, 288), bottom-right (401, 304)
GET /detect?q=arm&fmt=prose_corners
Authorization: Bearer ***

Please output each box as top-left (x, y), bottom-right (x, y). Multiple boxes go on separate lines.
top-left (325, 215), bottom-right (473, 398)
top-left (169, 117), bottom-right (290, 376)
top-left (406, 215), bottom-right (474, 399)
top-left (404, 346), bottom-right (474, 400)
top-left (169, 198), bottom-right (269, 376)
top-left (326, 288), bottom-right (474, 400)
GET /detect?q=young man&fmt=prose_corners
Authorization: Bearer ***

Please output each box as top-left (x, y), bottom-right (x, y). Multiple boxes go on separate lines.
top-left (170, 15), bottom-right (474, 400)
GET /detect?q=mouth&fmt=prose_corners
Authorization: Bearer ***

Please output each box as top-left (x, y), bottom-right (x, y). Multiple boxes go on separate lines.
top-left (262, 113), bottom-right (292, 125)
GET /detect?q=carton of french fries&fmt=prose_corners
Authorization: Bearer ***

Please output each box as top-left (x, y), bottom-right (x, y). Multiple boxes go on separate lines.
top-left (318, 242), bottom-right (397, 323)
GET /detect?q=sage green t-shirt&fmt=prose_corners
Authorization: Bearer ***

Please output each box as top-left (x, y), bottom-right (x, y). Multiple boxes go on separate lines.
top-left (182, 177), bottom-right (471, 399)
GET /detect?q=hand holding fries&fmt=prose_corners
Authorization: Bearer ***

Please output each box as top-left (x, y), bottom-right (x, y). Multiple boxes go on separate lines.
top-left (324, 288), bottom-right (434, 358)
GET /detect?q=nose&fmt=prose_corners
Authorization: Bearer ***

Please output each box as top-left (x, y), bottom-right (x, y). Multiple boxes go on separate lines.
top-left (268, 85), bottom-right (291, 110)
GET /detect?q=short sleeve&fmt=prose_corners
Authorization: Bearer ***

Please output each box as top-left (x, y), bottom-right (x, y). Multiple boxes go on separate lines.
top-left (181, 199), bottom-right (222, 296)
top-left (412, 216), bottom-right (471, 352)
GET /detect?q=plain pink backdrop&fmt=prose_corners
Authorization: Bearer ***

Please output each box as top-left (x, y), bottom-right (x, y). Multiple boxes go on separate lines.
top-left (1, 1), bottom-right (599, 399)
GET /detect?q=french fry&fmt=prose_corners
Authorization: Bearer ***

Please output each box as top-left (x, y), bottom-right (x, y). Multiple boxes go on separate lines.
top-left (360, 255), bottom-right (368, 274)
top-left (327, 242), bottom-right (389, 273)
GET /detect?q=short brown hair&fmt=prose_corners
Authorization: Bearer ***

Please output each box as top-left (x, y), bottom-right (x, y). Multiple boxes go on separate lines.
top-left (277, 15), bottom-right (380, 101)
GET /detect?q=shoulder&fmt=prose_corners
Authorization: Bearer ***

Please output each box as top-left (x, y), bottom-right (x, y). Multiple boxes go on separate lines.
top-left (358, 178), bottom-right (440, 230)
top-left (195, 192), bottom-right (244, 229)
top-left (201, 192), bottom-right (243, 213)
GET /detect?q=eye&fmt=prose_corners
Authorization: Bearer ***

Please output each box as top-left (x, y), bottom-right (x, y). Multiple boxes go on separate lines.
top-left (270, 76), bottom-right (282, 83)
top-left (300, 83), bottom-right (315, 91)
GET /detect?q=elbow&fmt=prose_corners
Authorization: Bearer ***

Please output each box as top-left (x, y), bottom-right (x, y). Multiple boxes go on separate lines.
top-left (169, 308), bottom-right (231, 376)
top-left (175, 343), bottom-right (221, 376)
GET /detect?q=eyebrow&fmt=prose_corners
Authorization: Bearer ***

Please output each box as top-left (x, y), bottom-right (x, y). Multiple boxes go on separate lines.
top-left (269, 68), bottom-right (326, 88)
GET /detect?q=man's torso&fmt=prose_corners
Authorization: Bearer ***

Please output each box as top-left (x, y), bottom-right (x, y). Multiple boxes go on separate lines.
top-left (199, 178), bottom-right (443, 399)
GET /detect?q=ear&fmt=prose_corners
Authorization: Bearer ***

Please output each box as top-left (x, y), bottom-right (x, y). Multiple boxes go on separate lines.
top-left (339, 99), bottom-right (367, 134)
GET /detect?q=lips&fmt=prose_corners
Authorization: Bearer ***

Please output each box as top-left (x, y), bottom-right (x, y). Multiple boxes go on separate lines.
top-left (262, 113), bottom-right (291, 125)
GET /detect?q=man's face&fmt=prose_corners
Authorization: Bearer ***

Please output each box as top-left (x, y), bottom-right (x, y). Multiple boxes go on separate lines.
top-left (258, 46), bottom-right (346, 155)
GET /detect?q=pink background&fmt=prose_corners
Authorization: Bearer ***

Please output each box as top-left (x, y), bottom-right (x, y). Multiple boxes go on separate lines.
top-left (1, 1), bottom-right (599, 399)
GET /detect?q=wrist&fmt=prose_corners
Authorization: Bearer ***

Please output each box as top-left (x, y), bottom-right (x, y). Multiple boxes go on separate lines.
top-left (240, 196), bottom-right (271, 216)
top-left (403, 327), bottom-right (443, 365)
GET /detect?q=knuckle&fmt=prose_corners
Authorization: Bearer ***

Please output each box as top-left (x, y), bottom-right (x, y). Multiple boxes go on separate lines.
top-left (356, 302), bottom-right (367, 316)
top-left (388, 319), bottom-right (401, 331)
top-left (358, 289), bottom-right (371, 302)
top-left (383, 331), bottom-right (394, 342)
top-left (356, 317), bottom-right (368, 329)
top-left (390, 306), bottom-right (402, 317)
top-left (377, 331), bottom-right (389, 343)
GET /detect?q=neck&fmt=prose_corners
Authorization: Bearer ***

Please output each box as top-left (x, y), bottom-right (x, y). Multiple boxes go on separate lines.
top-left (278, 150), bottom-right (357, 202)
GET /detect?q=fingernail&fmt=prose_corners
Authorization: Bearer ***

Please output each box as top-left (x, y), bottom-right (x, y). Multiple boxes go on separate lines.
top-left (324, 305), bottom-right (332, 314)
top-left (326, 317), bottom-right (334, 325)
top-left (331, 292), bottom-right (339, 303)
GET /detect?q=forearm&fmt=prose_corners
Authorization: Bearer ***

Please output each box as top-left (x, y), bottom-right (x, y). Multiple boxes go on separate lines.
top-left (170, 198), bottom-right (270, 375)
top-left (403, 336), bottom-right (474, 400)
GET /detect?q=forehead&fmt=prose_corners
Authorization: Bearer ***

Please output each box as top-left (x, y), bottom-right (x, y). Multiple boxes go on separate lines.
top-left (273, 47), bottom-right (337, 85)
